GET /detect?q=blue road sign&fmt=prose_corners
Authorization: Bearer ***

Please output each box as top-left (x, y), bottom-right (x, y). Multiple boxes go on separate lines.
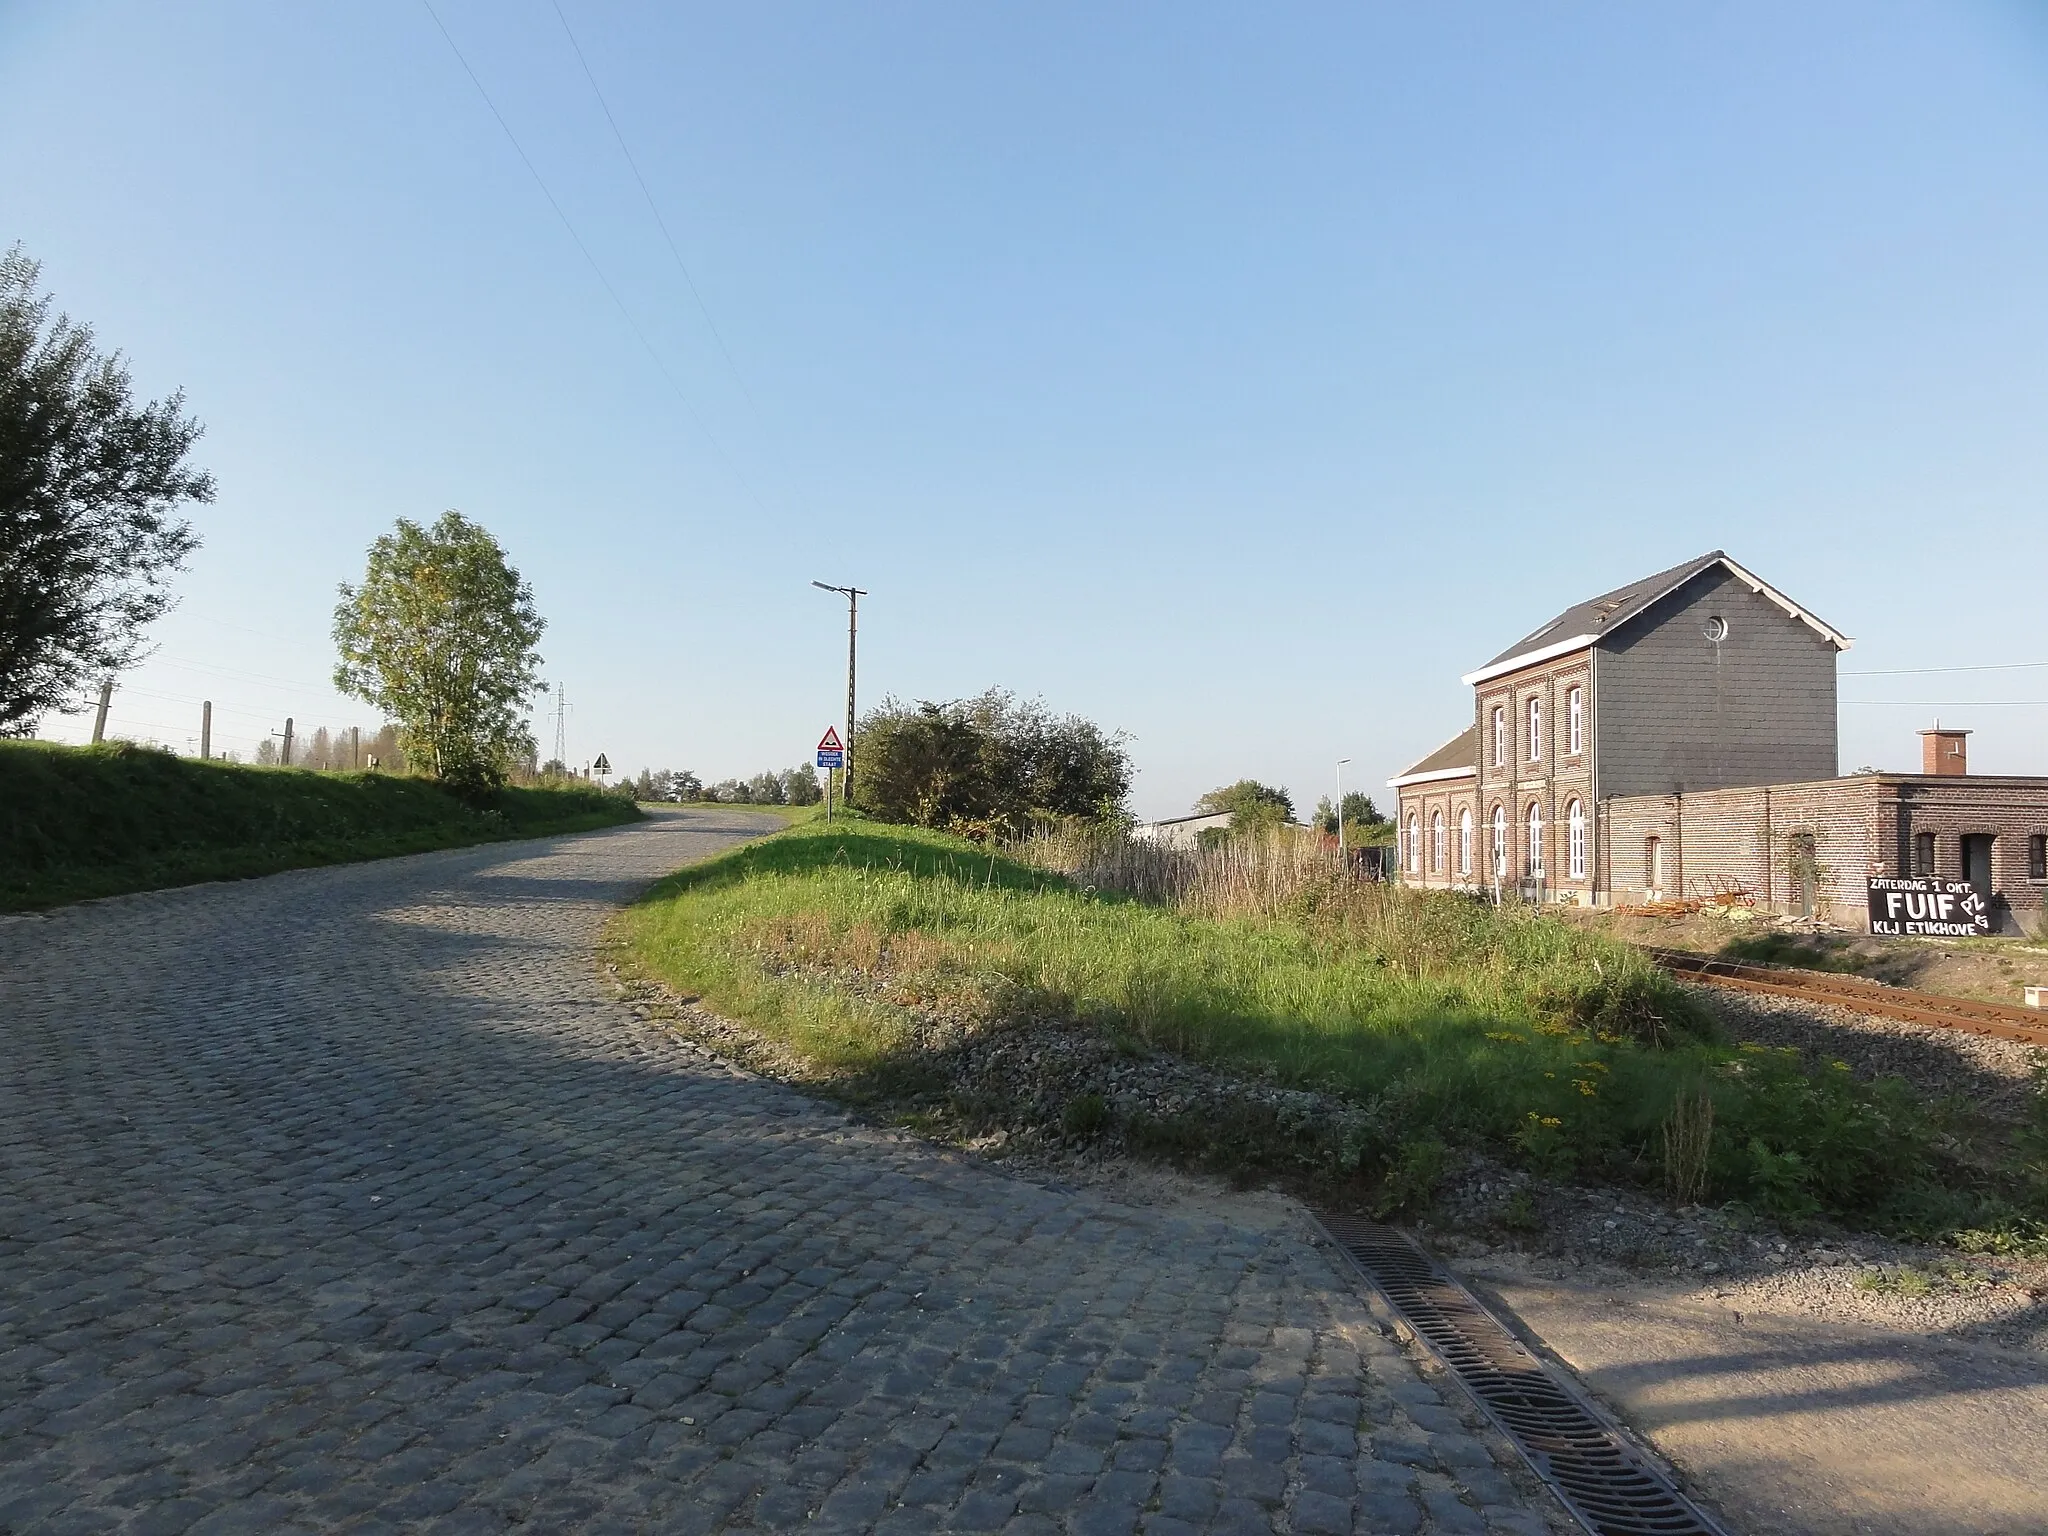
top-left (816, 750), bottom-right (844, 769)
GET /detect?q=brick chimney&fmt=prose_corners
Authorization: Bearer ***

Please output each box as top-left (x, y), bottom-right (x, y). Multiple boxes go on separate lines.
top-left (1919, 725), bottom-right (1969, 776)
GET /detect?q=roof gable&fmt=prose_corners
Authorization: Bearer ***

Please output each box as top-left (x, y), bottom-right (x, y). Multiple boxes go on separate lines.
top-left (1389, 726), bottom-right (1477, 787)
top-left (1460, 551), bottom-right (1850, 686)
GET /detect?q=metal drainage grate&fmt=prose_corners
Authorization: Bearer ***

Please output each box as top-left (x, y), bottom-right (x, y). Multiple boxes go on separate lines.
top-left (1316, 1211), bottom-right (1729, 1536)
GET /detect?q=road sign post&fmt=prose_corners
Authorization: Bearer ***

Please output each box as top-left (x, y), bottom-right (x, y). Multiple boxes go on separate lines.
top-left (816, 728), bottom-right (845, 822)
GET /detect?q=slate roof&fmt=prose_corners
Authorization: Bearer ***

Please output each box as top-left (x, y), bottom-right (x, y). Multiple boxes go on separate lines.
top-left (1464, 550), bottom-right (1850, 685)
top-left (1391, 726), bottom-right (1477, 784)
top-left (1477, 551), bottom-right (1726, 673)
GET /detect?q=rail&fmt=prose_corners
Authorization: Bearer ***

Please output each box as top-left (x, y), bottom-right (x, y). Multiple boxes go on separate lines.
top-left (1643, 946), bottom-right (2048, 1047)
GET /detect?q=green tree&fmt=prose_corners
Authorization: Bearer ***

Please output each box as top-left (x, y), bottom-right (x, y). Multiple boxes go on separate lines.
top-left (1195, 779), bottom-right (1294, 830)
top-left (1313, 790), bottom-right (1391, 840)
top-left (853, 691), bottom-right (1132, 832)
top-left (332, 511), bottom-right (544, 794)
top-left (0, 246), bottom-right (212, 734)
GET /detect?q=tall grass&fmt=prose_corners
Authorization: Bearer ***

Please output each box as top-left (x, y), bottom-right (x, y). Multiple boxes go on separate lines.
top-left (1010, 819), bottom-right (1341, 916)
top-left (622, 819), bottom-right (2020, 1226)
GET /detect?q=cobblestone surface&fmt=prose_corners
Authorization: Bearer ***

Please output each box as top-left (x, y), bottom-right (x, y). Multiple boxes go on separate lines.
top-left (0, 810), bottom-right (1562, 1534)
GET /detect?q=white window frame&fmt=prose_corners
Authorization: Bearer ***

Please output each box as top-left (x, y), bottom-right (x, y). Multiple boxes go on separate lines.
top-left (1567, 686), bottom-right (1583, 756)
top-left (1526, 801), bottom-right (1544, 878)
top-left (1407, 813), bottom-right (1420, 874)
top-left (1459, 808), bottom-right (1473, 877)
top-left (1527, 696), bottom-right (1542, 762)
top-left (1491, 804), bottom-right (1507, 878)
top-left (1490, 706), bottom-right (1505, 768)
top-left (1567, 799), bottom-right (1586, 880)
top-left (1431, 811), bottom-right (1445, 872)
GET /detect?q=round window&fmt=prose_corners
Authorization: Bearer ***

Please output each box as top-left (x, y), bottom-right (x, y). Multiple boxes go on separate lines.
top-left (1702, 615), bottom-right (1729, 642)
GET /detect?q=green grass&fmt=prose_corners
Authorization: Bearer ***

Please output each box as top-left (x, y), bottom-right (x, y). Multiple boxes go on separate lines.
top-left (672, 802), bottom-right (824, 825)
top-left (1718, 931), bottom-right (1869, 974)
top-left (0, 739), bottom-right (642, 909)
top-left (621, 819), bottom-right (2028, 1226)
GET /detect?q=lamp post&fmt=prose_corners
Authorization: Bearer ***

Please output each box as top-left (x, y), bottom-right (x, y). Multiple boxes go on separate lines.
top-left (812, 580), bottom-right (867, 805)
top-left (1336, 758), bottom-right (1352, 868)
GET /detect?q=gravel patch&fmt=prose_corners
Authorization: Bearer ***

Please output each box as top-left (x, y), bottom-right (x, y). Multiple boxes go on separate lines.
top-left (1427, 1158), bottom-right (2048, 1354)
top-left (1687, 980), bottom-right (2045, 1122)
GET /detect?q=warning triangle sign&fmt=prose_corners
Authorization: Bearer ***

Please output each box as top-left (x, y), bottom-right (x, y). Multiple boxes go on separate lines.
top-left (817, 726), bottom-right (844, 752)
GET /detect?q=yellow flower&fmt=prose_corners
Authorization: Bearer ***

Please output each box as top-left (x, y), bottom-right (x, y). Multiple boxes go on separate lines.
top-left (1574, 1079), bottom-right (1598, 1097)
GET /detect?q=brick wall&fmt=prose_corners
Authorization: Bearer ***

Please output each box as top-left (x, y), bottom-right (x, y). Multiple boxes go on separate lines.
top-left (1395, 778), bottom-right (1481, 890)
top-left (1472, 655), bottom-right (1597, 901)
top-left (1603, 776), bottom-right (2048, 933)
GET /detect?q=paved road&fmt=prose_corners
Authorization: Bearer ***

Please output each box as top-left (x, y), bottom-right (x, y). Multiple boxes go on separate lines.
top-left (0, 810), bottom-right (1558, 1536)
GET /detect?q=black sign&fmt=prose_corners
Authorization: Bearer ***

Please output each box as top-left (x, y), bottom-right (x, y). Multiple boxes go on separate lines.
top-left (1867, 876), bottom-right (1991, 937)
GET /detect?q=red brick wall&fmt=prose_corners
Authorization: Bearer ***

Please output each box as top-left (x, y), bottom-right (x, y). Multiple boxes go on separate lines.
top-left (1472, 653), bottom-right (1597, 901)
top-left (1603, 776), bottom-right (2048, 932)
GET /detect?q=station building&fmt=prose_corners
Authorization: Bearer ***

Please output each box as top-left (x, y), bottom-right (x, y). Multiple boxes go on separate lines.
top-left (1389, 551), bottom-right (2048, 934)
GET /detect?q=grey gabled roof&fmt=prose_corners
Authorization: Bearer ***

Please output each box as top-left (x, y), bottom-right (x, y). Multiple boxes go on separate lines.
top-left (1462, 551), bottom-right (1850, 686)
top-left (1389, 726), bottom-right (1477, 787)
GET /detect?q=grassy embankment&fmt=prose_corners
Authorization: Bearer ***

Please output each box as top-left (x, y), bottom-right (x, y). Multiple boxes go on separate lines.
top-left (0, 739), bottom-right (641, 910)
top-left (622, 818), bottom-right (2048, 1236)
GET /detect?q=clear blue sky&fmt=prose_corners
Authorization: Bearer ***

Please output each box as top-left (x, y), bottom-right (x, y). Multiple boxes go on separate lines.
top-left (6, 2), bottom-right (2047, 814)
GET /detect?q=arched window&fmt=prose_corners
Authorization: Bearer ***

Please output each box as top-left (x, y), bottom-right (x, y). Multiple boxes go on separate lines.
top-left (1491, 707), bottom-right (1505, 767)
top-left (1407, 813), bottom-right (1420, 874)
top-left (1567, 799), bottom-right (1586, 880)
top-left (1459, 808), bottom-right (1474, 877)
top-left (1568, 687), bottom-right (1583, 756)
top-left (1490, 804), bottom-right (1508, 878)
top-left (1431, 811), bottom-right (1446, 872)
top-left (1527, 697), bottom-right (1542, 762)
top-left (1526, 801), bottom-right (1545, 878)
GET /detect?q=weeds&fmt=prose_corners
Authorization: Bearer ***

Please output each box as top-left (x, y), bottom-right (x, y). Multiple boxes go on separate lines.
top-left (1660, 1090), bottom-right (1715, 1206)
top-left (621, 819), bottom-right (2045, 1229)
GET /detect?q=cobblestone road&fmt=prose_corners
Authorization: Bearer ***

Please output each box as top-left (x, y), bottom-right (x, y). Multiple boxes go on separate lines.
top-left (0, 811), bottom-right (1562, 1535)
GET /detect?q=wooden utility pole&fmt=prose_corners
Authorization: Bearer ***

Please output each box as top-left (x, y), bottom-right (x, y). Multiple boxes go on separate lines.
top-left (811, 582), bottom-right (866, 805)
top-left (352, 725), bottom-right (361, 770)
top-left (200, 701), bottom-right (212, 760)
top-left (282, 717), bottom-right (294, 767)
top-left (91, 678), bottom-right (113, 743)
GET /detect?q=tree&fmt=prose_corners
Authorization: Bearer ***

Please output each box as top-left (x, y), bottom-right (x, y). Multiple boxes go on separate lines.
top-left (781, 765), bottom-right (822, 806)
top-left (853, 691), bottom-right (1132, 832)
top-left (0, 246), bottom-right (212, 734)
top-left (1312, 791), bottom-right (1390, 837)
top-left (1195, 780), bottom-right (1294, 830)
top-left (332, 511), bottom-right (544, 794)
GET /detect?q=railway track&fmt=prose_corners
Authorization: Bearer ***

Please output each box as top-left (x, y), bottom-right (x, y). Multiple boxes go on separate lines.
top-left (1644, 946), bottom-right (2048, 1047)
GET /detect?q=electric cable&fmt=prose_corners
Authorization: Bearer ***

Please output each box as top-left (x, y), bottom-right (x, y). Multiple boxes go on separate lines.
top-left (549, 0), bottom-right (766, 423)
top-left (419, 0), bottom-right (763, 508)
top-left (1843, 660), bottom-right (2048, 677)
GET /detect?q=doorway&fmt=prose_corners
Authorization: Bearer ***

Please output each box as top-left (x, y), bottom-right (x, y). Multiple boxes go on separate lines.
top-left (1789, 833), bottom-right (1818, 920)
top-left (1961, 835), bottom-right (1995, 898)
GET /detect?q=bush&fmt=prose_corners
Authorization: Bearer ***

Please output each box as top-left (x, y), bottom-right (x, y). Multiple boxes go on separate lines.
top-left (853, 689), bottom-right (1130, 833)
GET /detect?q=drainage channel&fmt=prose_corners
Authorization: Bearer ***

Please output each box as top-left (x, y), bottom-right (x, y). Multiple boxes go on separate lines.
top-left (1315, 1211), bottom-right (1730, 1536)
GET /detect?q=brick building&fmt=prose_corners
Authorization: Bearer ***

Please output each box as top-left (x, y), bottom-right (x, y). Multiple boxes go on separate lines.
top-left (1390, 552), bottom-right (2048, 933)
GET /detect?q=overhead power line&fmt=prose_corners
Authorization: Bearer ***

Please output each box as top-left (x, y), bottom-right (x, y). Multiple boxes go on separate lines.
top-left (419, 0), bottom-right (762, 507)
top-left (1842, 660), bottom-right (2048, 677)
top-left (548, 0), bottom-right (765, 421)
top-left (1841, 699), bottom-right (2047, 706)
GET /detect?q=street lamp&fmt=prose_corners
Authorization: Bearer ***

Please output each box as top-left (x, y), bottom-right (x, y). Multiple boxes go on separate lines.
top-left (1336, 758), bottom-right (1352, 867)
top-left (812, 581), bottom-right (867, 804)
